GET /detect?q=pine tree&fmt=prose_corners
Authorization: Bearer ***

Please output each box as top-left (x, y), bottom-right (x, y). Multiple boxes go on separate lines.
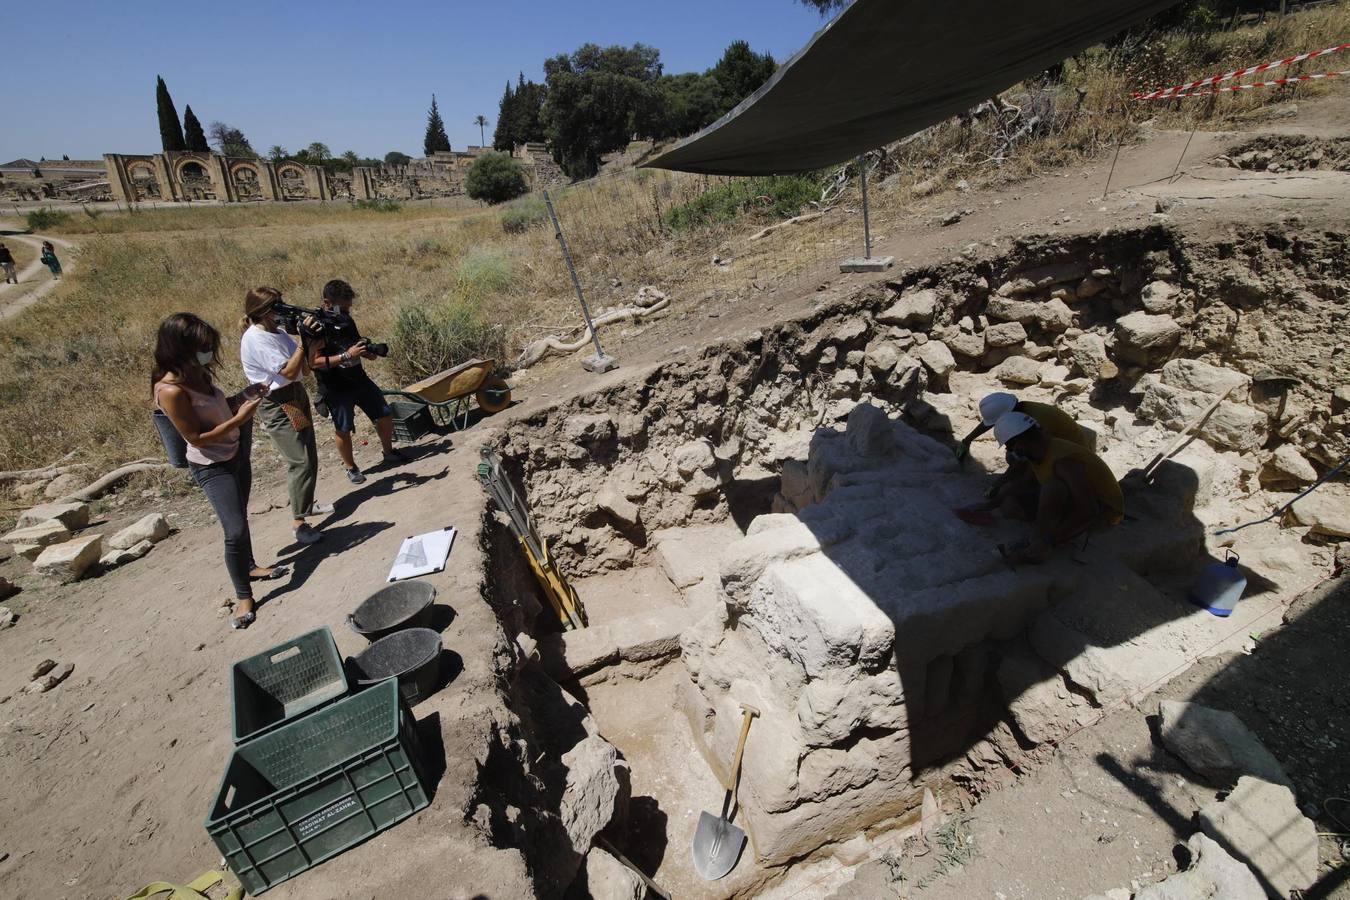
top-left (156, 76), bottom-right (186, 152)
top-left (424, 95), bottom-right (451, 156)
top-left (183, 105), bottom-right (209, 152)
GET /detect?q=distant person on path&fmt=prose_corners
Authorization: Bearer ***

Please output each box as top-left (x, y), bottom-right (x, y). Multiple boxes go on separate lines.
top-left (240, 287), bottom-right (331, 547)
top-left (307, 279), bottom-right (406, 484)
top-left (0, 243), bottom-right (16, 284)
top-left (40, 241), bottom-right (62, 279)
top-left (152, 312), bottom-right (286, 630)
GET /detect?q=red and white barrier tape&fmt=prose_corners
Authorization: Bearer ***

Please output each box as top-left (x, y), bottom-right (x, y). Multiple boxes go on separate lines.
top-left (1133, 42), bottom-right (1350, 100)
top-left (1168, 68), bottom-right (1348, 98)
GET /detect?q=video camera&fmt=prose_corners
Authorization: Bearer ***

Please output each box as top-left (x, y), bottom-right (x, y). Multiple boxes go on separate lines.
top-left (271, 300), bottom-right (389, 358)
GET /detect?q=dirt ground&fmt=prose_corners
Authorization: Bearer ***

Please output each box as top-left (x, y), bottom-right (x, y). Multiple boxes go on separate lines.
top-left (1, 86), bottom-right (1348, 899)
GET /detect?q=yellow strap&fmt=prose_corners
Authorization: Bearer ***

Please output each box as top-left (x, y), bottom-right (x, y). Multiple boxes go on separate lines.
top-left (125, 870), bottom-right (243, 900)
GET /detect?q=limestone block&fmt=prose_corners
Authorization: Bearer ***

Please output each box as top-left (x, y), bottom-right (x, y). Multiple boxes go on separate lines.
top-left (18, 501), bottom-right (90, 530)
top-left (616, 606), bottom-right (695, 663)
top-left (1037, 298), bottom-right (1075, 333)
top-left (559, 734), bottom-right (622, 855)
top-left (1140, 280), bottom-right (1180, 314)
top-left (563, 413), bottom-right (615, 445)
top-left (673, 440), bottom-right (716, 476)
top-left (796, 668), bottom-right (905, 746)
top-left (34, 534), bottom-right (102, 583)
top-left (797, 743), bottom-right (881, 804)
top-left (877, 288), bottom-right (938, 329)
top-left (997, 645), bottom-right (1088, 744)
top-left (42, 472), bottom-right (86, 499)
top-left (595, 487), bottom-right (641, 530)
top-left (720, 520), bottom-right (826, 597)
top-left (1161, 358), bottom-right (1251, 401)
top-left (3, 519), bottom-right (71, 551)
top-left (108, 513), bottom-right (170, 551)
top-left (984, 321), bottom-right (1027, 348)
top-left (1067, 332), bottom-right (1119, 380)
top-left (833, 317), bottom-right (869, 344)
top-left (1260, 444), bottom-right (1317, 487)
top-left (1138, 382), bottom-right (1268, 453)
top-left (1016, 261), bottom-right (1090, 289)
top-left (1199, 776), bottom-right (1317, 899)
top-left (100, 539), bottom-right (154, 568)
top-left (912, 340), bottom-right (956, 382)
top-left (945, 330), bottom-right (984, 359)
top-left (746, 555), bottom-right (895, 679)
top-left (655, 526), bottom-right (736, 589)
top-left (864, 339), bottom-right (901, 375)
top-left (1115, 312), bottom-right (1182, 364)
top-left (1290, 485), bottom-right (1350, 538)
top-left (992, 356), bottom-right (1041, 386)
top-left (538, 627), bottom-right (619, 681)
top-left (986, 296), bottom-right (1039, 324)
top-left (779, 459), bottom-right (815, 509)
top-left (1133, 833), bottom-right (1265, 900)
top-left (1076, 274), bottom-right (1108, 299)
top-left (996, 277), bottom-right (1037, 297)
top-left (1158, 700), bottom-right (1291, 788)
top-left (846, 403), bottom-right (896, 457)
top-left (584, 847), bottom-right (644, 900)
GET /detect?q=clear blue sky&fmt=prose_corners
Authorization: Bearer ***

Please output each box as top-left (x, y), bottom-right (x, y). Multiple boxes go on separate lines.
top-left (1, 0), bottom-right (829, 162)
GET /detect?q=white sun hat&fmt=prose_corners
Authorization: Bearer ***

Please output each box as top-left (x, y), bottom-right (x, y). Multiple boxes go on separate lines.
top-left (993, 411), bottom-right (1039, 446)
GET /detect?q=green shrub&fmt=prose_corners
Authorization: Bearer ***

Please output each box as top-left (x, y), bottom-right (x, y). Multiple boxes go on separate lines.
top-left (465, 152), bottom-right (529, 205)
top-left (353, 198), bottom-right (402, 212)
top-left (500, 195), bottom-right (548, 233)
top-left (26, 207), bottom-right (72, 231)
top-left (663, 174), bottom-right (819, 231)
top-left (456, 247), bottom-right (515, 296)
top-left (391, 295), bottom-right (505, 383)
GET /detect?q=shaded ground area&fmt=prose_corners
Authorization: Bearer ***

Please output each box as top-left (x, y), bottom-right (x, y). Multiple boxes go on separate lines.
top-left (830, 574), bottom-right (1350, 899)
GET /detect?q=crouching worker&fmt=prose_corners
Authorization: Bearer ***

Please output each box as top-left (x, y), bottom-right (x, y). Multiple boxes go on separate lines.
top-left (955, 391), bottom-right (1089, 464)
top-left (240, 287), bottom-right (332, 546)
top-left (990, 411), bottom-right (1123, 564)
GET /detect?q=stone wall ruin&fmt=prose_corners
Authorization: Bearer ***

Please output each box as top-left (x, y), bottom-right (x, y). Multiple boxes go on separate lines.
top-left (494, 222), bottom-right (1347, 876)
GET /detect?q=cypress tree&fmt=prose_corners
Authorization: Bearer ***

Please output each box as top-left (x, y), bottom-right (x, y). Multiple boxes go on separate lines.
top-left (183, 105), bottom-right (209, 152)
top-left (424, 95), bottom-right (451, 156)
top-left (156, 76), bottom-right (186, 152)
top-left (493, 80), bottom-right (515, 150)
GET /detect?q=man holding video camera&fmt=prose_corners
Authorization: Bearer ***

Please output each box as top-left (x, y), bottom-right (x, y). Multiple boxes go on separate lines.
top-left (309, 279), bottom-right (406, 484)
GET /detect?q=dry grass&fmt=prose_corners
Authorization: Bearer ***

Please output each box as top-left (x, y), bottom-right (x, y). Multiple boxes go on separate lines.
top-left (0, 5), bottom-right (1344, 474)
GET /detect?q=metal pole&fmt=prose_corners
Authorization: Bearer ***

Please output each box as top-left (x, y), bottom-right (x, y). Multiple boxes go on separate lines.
top-left (543, 191), bottom-right (614, 371)
top-left (858, 155), bottom-right (872, 259)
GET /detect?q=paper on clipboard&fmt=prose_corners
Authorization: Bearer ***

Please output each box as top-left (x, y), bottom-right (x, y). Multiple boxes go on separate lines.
top-left (388, 527), bottom-right (456, 582)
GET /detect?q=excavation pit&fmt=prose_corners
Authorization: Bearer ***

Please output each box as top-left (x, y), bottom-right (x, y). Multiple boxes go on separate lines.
top-left (489, 223), bottom-right (1346, 895)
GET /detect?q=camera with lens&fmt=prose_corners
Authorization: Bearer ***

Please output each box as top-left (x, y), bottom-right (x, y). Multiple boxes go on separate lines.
top-left (271, 300), bottom-right (389, 357)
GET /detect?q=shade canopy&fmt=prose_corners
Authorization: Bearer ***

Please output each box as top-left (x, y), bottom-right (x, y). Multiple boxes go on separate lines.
top-left (644, 0), bottom-right (1177, 175)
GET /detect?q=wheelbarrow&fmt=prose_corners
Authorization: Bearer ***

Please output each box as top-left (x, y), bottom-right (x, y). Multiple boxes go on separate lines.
top-left (381, 358), bottom-right (512, 440)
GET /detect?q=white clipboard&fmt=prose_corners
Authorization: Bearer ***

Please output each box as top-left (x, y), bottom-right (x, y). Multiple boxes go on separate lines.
top-left (387, 527), bottom-right (456, 582)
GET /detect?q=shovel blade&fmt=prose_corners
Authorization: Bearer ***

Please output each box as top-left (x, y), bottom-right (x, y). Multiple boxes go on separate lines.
top-left (691, 810), bottom-right (747, 881)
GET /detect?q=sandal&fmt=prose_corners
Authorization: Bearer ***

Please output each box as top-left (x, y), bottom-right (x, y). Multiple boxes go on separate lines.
top-left (249, 564), bottom-right (290, 581)
top-left (230, 610), bottom-right (256, 630)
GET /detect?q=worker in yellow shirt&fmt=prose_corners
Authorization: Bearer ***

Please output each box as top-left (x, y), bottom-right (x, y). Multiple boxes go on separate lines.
top-left (989, 411), bottom-right (1124, 563)
top-left (955, 392), bottom-right (1089, 463)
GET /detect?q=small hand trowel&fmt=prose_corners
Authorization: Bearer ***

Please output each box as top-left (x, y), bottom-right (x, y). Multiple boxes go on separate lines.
top-left (692, 702), bottom-right (759, 881)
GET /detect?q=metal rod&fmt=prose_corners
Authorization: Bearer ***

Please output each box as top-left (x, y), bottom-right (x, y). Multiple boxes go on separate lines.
top-left (1170, 124), bottom-right (1199, 182)
top-left (858, 154), bottom-right (872, 259)
top-left (544, 190), bottom-right (606, 361)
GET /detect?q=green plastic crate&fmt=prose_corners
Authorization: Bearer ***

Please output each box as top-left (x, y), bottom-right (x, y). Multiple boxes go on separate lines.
top-left (206, 680), bottom-right (430, 895)
top-left (389, 400), bottom-right (434, 443)
top-left (231, 627), bottom-right (348, 745)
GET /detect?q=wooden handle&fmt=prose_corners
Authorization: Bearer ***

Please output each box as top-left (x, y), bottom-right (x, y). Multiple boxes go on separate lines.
top-left (726, 704), bottom-right (759, 792)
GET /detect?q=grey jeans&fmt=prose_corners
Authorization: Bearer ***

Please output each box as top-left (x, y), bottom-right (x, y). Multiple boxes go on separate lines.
top-left (189, 444), bottom-right (255, 599)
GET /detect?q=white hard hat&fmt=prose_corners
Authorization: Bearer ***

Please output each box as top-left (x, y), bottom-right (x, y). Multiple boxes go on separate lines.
top-left (979, 392), bottom-right (1018, 426)
top-left (993, 411), bottom-right (1039, 446)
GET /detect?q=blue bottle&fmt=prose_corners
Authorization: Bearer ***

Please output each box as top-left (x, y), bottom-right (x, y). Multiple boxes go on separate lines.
top-left (1190, 551), bottom-right (1247, 617)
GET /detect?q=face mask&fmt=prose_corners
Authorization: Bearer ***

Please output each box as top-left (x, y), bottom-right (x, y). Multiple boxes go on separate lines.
top-left (196, 350), bottom-right (214, 366)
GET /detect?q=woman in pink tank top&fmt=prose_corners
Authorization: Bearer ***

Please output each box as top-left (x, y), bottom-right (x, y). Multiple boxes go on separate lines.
top-left (152, 313), bottom-right (284, 629)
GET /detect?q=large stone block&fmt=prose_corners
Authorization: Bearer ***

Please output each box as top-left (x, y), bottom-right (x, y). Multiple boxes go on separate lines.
top-left (559, 735), bottom-right (622, 854)
top-left (108, 513), bottom-right (170, 551)
top-left (1199, 776), bottom-right (1317, 899)
top-left (655, 525), bottom-right (738, 589)
top-left (984, 321), bottom-right (1027, 348)
top-left (34, 534), bottom-right (103, 583)
top-left (720, 520), bottom-right (825, 596)
top-left (1066, 332), bottom-right (1118, 380)
top-left (1133, 833), bottom-right (1265, 900)
top-left (1290, 484), bottom-right (1350, 538)
top-left (18, 501), bottom-right (90, 530)
top-left (1138, 382), bottom-right (1268, 453)
top-left (992, 356), bottom-right (1042, 385)
top-left (1115, 312), bottom-right (1181, 364)
top-left (878, 288), bottom-right (938, 329)
top-left (1161, 358), bottom-right (1251, 400)
top-left (584, 847), bottom-right (644, 900)
top-left (912, 340), bottom-right (956, 382)
top-left (3, 519), bottom-right (71, 552)
top-left (1158, 700), bottom-right (1291, 788)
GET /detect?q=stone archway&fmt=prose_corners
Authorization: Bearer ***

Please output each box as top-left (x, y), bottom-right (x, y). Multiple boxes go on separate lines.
top-left (275, 163), bottom-right (309, 200)
top-left (174, 159), bottom-right (214, 200)
top-left (229, 162), bottom-right (263, 201)
top-left (126, 161), bottom-right (161, 200)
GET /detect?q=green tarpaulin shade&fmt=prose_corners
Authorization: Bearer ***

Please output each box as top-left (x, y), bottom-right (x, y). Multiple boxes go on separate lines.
top-left (644, 0), bottom-right (1178, 175)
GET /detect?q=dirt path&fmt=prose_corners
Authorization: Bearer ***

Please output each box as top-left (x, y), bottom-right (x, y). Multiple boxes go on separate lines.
top-left (0, 234), bottom-right (76, 322)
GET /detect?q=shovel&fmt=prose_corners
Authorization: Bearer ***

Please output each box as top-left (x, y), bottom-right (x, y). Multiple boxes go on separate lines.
top-left (692, 702), bottom-right (759, 881)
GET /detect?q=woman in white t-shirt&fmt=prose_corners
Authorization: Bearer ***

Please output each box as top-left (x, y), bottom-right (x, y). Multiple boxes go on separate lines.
top-left (239, 287), bottom-right (331, 546)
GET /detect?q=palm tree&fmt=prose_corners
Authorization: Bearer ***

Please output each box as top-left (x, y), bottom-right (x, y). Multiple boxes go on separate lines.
top-left (267, 145), bottom-right (288, 162)
top-left (473, 115), bottom-right (489, 147)
top-left (342, 150), bottom-right (359, 168)
top-left (305, 142), bottom-right (331, 162)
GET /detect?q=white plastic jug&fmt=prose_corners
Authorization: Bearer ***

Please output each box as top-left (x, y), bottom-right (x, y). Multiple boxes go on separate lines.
top-left (1190, 550), bottom-right (1247, 617)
